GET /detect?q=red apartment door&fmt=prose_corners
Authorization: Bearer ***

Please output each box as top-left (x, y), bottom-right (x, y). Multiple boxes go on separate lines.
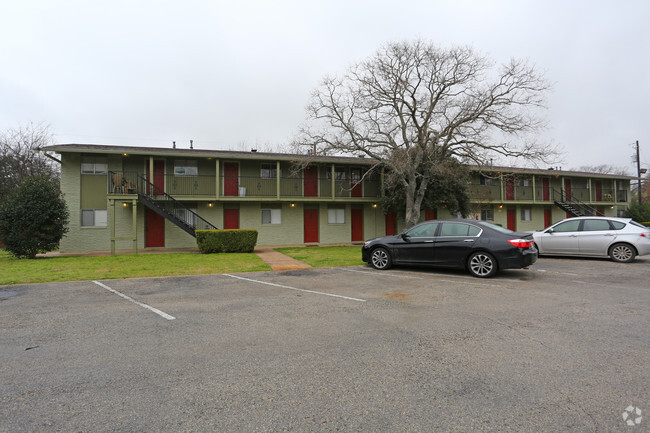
top-left (542, 178), bottom-right (550, 201)
top-left (351, 168), bottom-right (362, 197)
top-left (146, 160), bottom-right (165, 195)
top-left (351, 208), bottom-right (363, 242)
top-left (224, 162), bottom-right (239, 196)
top-left (224, 209), bottom-right (239, 229)
top-left (145, 209), bottom-right (165, 247)
top-left (425, 209), bottom-right (437, 220)
top-left (385, 212), bottom-right (397, 236)
top-left (304, 209), bottom-right (319, 243)
top-left (507, 209), bottom-right (516, 231)
top-left (505, 177), bottom-right (515, 200)
top-left (564, 179), bottom-right (572, 200)
top-left (595, 180), bottom-right (602, 201)
top-left (544, 208), bottom-right (552, 228)
top-left (304, 166), bottom-right (318, 197)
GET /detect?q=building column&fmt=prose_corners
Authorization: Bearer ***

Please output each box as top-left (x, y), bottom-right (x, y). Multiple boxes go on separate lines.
top-left (276, 160), bottom-right (281, 200)
top-left (131, 198), bottom-right (138, 254)
top-left (110, 199), bottom-right (116, 256)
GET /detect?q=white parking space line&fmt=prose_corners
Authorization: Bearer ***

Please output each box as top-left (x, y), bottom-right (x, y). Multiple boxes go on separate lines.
top-left (223, 274), bottom-right (366, 302)
top-left (342, 268), bottom-right (499, 287)
top-left (92, 281), bottom-right (176, 320)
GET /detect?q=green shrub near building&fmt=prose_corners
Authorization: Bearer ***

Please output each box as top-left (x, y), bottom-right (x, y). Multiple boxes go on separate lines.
top-left (196, 229), bottom-right (258, 253)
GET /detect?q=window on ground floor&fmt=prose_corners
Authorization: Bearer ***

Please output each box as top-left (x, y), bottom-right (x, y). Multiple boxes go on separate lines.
top-left (520, 208), bottom-right (531, 221)
top-left (81, 209), bottom-right (107, 227)
top-left (327, 207), bottom-right (345, 224)
top-left (261, 208), bottom-right (282, 224)
top-left (480, 209), bottom-right (494, 221)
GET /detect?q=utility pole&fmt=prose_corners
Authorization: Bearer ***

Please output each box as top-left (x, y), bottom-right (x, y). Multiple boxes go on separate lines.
top-left (636, 140), bottom-right (642, 205)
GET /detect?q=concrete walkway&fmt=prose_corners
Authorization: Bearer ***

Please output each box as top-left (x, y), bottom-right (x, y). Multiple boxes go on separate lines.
top-left (253, 247), bottom-right (312, 271)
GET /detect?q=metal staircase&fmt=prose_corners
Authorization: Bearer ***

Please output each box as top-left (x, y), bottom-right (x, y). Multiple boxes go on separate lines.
top-left (135, 174), bottom-right (218, 237)
top-left (551, 187), bottom-right (598, 217)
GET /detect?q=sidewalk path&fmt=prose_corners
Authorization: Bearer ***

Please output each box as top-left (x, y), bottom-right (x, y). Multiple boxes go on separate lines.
top-left (254, 247), bottom-right (312, 271)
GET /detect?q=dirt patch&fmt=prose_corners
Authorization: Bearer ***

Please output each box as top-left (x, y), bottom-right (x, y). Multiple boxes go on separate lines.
top-left (383, 292), bottom-right (410, 303)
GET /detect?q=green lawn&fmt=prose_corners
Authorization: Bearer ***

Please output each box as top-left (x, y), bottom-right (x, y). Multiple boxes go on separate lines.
top-left (0, 252), bottom-right (270, 285)
top-left (275, 245), bottom-right (365, 268)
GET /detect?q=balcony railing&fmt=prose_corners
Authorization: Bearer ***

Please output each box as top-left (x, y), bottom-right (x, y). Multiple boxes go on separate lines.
top-left (108, 172), bottom-right (382, 199)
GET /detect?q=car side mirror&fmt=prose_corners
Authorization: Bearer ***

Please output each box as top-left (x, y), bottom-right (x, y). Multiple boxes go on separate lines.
top-left (401, 233), bottom-right (409, 241)
top-left (546, 228), bottom-right (554, 234)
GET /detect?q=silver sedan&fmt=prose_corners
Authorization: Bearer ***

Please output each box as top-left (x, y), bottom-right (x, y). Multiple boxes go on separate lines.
top-left (532, 216), bottom-right (650, 262)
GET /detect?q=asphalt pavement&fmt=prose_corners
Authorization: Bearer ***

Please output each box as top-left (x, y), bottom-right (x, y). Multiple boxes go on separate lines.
top-left (1, 257), bottom-right (648, 432)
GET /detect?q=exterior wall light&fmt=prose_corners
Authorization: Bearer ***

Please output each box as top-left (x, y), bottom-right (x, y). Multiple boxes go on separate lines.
top-left (122, 202), bottom-right (129, 208)
top-left (207, 202), bottom-right (214, 207)
top-left (372, 203), bottom-right (378, 208)
top-left (498, 204), bottom-right (503, 209)
top-left (290, 202), bottom-right (296, 207)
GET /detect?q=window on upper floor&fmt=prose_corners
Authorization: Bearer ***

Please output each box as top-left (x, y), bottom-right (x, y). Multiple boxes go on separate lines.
top-left (326, 167), bottom-right (346, 181)
top-left (81, 157), bottom-right (107, 174)
top-left (479, 175), bottom-right (492, 186)
top-left (519, 178), bottom-right (531, 187)
top-left (260, 163), bottom-right (279, 179)
top-left (174, 160), bottom-right (198, 176)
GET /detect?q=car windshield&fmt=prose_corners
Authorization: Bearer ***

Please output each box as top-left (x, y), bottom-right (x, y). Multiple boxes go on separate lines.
top-left (475, 221), bottom-right (514, 234)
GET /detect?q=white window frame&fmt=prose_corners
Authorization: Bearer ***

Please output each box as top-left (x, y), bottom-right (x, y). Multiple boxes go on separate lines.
top-left (479, 175), bottom-right (492, 186)
top-left (81, 157), bottom-right (108, 174)
top-left (326, 167), bottom-right (346, 181)
top-left (520, 208), bottom-right (532, 221)
top-left (174, 160), bottom-right (198, 176)
top-left (81, 209), bottom-right (108, 227)
top-left (260, 163), bottom-right (279, 179)
top-left (261, 208), bottom-right (282, 225)
top-left (327, 208), bottom-right (345, 224)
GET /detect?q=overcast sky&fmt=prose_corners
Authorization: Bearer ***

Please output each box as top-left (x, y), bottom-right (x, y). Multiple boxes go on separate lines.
top-left (1, 0), bottom-right (648, 172)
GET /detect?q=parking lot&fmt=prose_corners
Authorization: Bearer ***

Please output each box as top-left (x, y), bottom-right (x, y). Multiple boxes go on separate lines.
top-left (1, 257), bottom-right (648, 432)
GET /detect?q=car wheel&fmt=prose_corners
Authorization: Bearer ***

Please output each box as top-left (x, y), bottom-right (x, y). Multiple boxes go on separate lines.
top-left (370, 247), bottom-right (392, 270)
top-left (467, 252), bottom-right (497, 278)
top-left (609, 243), bottom-right (636, 263)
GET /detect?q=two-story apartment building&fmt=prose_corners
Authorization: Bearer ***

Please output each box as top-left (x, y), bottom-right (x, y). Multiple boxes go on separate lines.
top-left (41, 144), bottom-right (633, 254)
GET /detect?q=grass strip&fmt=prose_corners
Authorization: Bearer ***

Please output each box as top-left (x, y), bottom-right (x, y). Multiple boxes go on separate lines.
top-left (0, 252), bottom-right (270, 285)
top-left (275, 245), bottom-right (364, 268)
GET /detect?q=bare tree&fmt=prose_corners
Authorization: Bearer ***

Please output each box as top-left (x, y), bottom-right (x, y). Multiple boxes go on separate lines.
top-left (295, 40), bottom-right (557, 227)
top-left (0, 122), bottom-right (59, 202)
top-left (575, 164), bottom-right (630, 176)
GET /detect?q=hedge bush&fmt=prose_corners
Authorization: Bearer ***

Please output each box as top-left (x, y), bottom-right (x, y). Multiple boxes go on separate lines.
top-left (195, 229), bottom-right (258, 253)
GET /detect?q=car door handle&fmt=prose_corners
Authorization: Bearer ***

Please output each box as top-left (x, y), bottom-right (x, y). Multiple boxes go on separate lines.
top-left (463, 239), bottom-right (475, 242)
top-left (604, 233), bottom-right (614, 236)
top-left (423, 240), bottom-right (434, 243)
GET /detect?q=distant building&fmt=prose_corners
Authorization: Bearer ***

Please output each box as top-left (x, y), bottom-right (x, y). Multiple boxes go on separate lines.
top-left (42, 144), bottom-right (633, 254)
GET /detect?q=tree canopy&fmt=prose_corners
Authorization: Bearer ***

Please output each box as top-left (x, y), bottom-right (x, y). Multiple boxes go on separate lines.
top-left (0, 123), bottom-right (59, 202)
top-left (0, 176), bottom-right (69, 258)
top-left (296, 39), bottom-right (556, 227)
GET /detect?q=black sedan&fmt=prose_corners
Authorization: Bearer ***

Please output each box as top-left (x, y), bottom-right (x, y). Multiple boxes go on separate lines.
top-left (361, 219), bottom-right (538, 278)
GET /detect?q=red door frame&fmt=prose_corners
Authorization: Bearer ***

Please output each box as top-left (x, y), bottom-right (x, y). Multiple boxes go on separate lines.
top-left (146, 160), bottom-right (165, 195)
top-left (505, 177), bottom-right (515, 200)
top-left (304, 209), bottom-right (319, 243)
top-left (224, 209), bottom-right (239, 229)
top-left (145, 209), bottom-right (165, 247)
top-left (506, 209), bottom-right (516, 231)
top-left (385, 212), bottom-right (397, 236)
top-left (542, 178), bottom-right (550, 201)
top-left (350, 168), bottom-right (362, 197)
top-left (543, 208), bottom-right (551, 228)
top-left (564, 179), bottom-right (572, 201)
top-left (595, 180), bottom-right (602, 202)
top-left (304, 166), bottom-right (318, 197)
top-left (351, 208), bottom-right (363, 242)
top-left (224, 162), bottom-right (239, 196)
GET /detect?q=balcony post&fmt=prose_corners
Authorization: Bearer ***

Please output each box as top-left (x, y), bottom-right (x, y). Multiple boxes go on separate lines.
top-left (276, 161), bottom-right (281, 200)
top-left (110, 199), bottom-right (116, 256)
top-left (532, 176), bottom-right (536, 202)
top-left (131, 198), bottom-right (138, 254)
top-left (331, 164), bottom-right (335, 199)
top-left (215, 159), bottom-right (220, 199)
top-left (381, 167), bottom-right (385, 197)
top-left (613, 179), bottom-right (617, 203)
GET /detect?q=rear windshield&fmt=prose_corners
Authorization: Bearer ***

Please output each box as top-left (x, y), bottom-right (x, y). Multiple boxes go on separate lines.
top-left (630, 220), bottom-right (649, 229)
top-left (475, 221), bottom-right (514, 234)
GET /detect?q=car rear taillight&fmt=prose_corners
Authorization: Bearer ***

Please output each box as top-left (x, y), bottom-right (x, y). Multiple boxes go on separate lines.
top-left (508, 239), bottom-right (533, 248)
